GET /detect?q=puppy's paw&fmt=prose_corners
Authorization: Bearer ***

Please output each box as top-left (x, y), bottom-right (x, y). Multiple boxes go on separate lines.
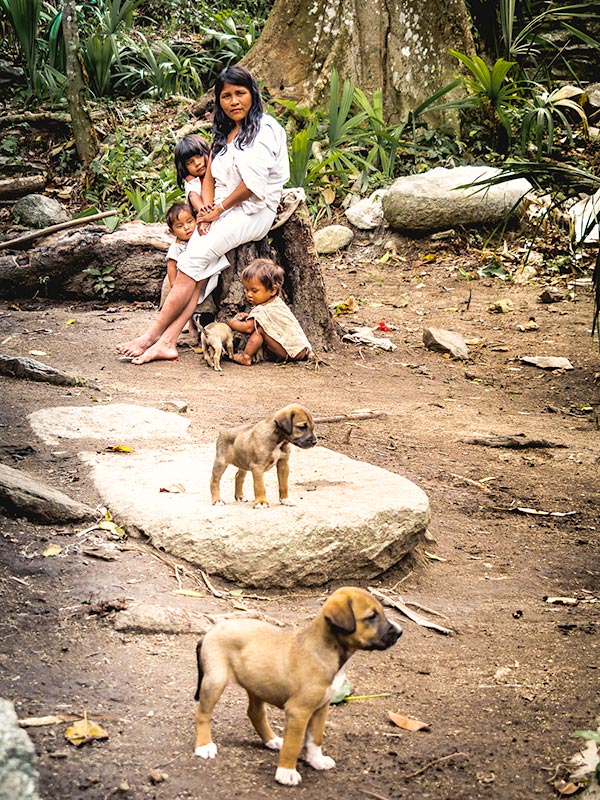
top-left (235, 497), bottom-right (248, 504)
top-left (307, 753), bottom-right (336, 771)
top-left (279, 498), bottom-right (294, 506)
top-left (275, 767), bottom-right (302, 786)
top-left (195, 742), bottom-right (217, 759)
top-left (212, 365), bottom-right (222, 372)
top-left (305, 740), bottom-right (335, 770)
top-left (253, 501), bottom-right (269, 509)
top-left (265, 736), bottom-right (283, 751)
top-left (212, 500), bottom-right (225, 506)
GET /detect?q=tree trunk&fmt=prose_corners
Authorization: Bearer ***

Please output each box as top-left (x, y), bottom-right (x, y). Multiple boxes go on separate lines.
top-left (242, 0), bottom-right (475, 123)
top-left (62, 0), bottom-right (98, 166)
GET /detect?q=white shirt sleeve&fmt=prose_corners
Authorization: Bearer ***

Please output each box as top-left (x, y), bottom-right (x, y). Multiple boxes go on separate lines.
top-left (233, 115), bottom-right (289, 212)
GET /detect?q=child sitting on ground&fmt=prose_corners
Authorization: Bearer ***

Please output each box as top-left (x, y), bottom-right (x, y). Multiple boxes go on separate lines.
top-left (226, 258), bottom-right (313, 366)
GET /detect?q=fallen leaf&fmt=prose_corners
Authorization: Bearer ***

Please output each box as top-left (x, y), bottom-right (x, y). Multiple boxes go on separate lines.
top-left (105, 445), bottom-right (133, 453)
top-left (173, 589), bottom-right (204, 598)
top-left (66, 318), bottom-right (76, 325)
top-left (330, 679), bottom-right (353, 705)
top-left (65, 714), bottom-right (109, 747)
top-left (29, 350), bottom-right (47, 356)
top-left (42, 544), bottom-right (62, 557)
top-left (159, 483), bottom-right (186, 493)
top-left (553, 779), bottom-right (581, 795)
top-left (388, 711), bottom-right (429, 731)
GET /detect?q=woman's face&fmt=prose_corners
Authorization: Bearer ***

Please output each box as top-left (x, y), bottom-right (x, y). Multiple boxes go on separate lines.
top-left (218, 82), bottom-right (253, 124)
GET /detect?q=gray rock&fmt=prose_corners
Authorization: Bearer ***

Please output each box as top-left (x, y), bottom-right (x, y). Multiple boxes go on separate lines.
top-left (0, 354), bottom-right (91, 387)
top-left (313, 224), bottom-right (354, 254)
top-left (13, 194), bottom-right (69, 228)
top-left (383, 166), bottom-right (532, 232)
top-left (28, 403), bottom-right (191, 446)
top-left (539, 286), bottom-right (564, 303)
top-left (521, 356), bottom-right (574, 371)
top-left (82, 444), bottom-right (430, 589)
top-left (423, 327), bottom-right (469, 360)
top-left (0, 462), bottom-right (97, 523)
top-left (344, 190), bottom-right (386, 230)
top-left (0, 698), bottom-right (40, 800)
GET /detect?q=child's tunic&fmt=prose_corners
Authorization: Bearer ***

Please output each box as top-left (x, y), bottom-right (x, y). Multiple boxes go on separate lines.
top-left (248, 296), bottom-right (311, 358)
top-left (177, 114), bottom-right (289, 303)
top-left (184, 176), bottom-right (202, 200)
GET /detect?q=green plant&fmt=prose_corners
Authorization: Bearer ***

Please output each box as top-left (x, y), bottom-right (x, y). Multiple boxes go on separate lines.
top-left (125, 183), bottom-right (181, 222)
top-left (114, 34), bottom-right (211, 98)
top-left (200, 14), bottom-right (258, 68)
top-left (82, 265), bottom-right (116, 298)
top-left (519, 84), bottom-right (588, 157)
top-left (0, 0), bottom-right (41, 92)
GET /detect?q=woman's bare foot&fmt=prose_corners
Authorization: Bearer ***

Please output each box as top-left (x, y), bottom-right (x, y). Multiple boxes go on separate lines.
top-left (130, 341), bottom-right (179, 365)
top-left (117, 334), bottom-right (155, 358)
top-left (233, 352), bottom-right (252, 366)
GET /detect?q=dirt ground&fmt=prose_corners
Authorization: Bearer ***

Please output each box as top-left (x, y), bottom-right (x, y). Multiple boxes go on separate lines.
top-left (0, 228), bottom-right (599, 800)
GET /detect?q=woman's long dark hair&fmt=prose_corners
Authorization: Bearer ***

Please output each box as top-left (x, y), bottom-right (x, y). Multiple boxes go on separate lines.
top-left (212, 65), bottom-right (263, 156)
top-left (174, 134), bottom-right (210, 188)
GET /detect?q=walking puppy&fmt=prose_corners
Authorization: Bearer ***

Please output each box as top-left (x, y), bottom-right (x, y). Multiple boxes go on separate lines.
top-left (210, 404), bottom-right (316, 507)
top-left (194, 586), bottom-right (402, 785)
top-left (197, 320), bottom-right (235, 371)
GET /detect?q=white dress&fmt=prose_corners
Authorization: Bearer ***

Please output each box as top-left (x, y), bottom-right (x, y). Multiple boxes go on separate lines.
top-left (184, 176), bottom-right (202, 201)
top-left (177, 114), bottom-right (289, 302)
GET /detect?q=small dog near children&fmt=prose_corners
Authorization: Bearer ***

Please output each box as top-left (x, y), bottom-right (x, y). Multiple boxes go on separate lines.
top-left (194, 586), bottom-right (402, 785)
top-left (197, 320), bottom-right (235, 371)
top-left (210, 404), bottom-right (316, 507)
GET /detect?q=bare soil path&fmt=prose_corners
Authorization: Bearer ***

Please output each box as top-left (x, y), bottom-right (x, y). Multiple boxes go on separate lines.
top-left (0, 230), bottom-right (598, 800)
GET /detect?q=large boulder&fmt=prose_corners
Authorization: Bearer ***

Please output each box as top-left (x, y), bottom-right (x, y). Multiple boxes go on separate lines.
top-left (28, 403), bottom-right (430, 588)
top-left (83, 444), bottom-right (430, 588)
top-left (0, 698), bottom-right (40, 800)
top-left (13, 194), bottom-right (69, 228)
top-left (383, 166), bottom-right (532, 232)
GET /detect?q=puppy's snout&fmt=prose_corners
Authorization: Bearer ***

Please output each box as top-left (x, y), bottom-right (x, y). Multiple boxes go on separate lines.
top-left (297, 433), bottom-right (317, 448)
top-left (385, 620), bottom-right (403, 646)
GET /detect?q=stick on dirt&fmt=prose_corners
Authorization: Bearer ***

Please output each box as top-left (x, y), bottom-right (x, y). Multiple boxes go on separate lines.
top-left (0, 209), bottom-right (118, 251)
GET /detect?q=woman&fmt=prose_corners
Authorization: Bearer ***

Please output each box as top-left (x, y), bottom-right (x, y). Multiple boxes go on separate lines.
top-left (117, 65), bottom-right (289, 364)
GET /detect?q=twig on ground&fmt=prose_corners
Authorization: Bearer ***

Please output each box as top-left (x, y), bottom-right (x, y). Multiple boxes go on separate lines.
top-left (314, 410), bottom-right (387, 424)
top-left (369, 588), bottom-right (455, 635)
top-left (449, 472), bottom-right (492, 492)
top-left (200, 570), bottom-right (225, 598)
top-left (404, 751), bottom-right (468, 780)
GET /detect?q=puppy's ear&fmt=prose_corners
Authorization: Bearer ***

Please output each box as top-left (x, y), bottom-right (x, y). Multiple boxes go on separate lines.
top-left (274, 407), bottom-right (294, 436)
top-left (324, 594), bottom-right (356, 634)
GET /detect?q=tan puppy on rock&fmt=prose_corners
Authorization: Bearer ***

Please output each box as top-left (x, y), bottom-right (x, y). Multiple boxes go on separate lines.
top-left (210, 404), bottom-right (316, 508)
top-left (194, 586), bottom-right (402, 785)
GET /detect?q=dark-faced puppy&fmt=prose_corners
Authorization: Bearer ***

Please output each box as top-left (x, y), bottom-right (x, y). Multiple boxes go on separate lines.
top-left (210, 404), bottom-right (316, 507)
top-left (194, 586), bottom-right (402, 785)
top-left (198, 321), bottom-right (235, 371)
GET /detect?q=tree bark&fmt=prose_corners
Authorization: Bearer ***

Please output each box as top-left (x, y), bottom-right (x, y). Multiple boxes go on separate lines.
top-left (62, 0), bottom-right (98, 166)
top-left (241, 0), bottom-right (475, 123)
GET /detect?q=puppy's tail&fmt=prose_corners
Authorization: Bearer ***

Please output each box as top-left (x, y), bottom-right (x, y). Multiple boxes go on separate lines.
top-left (194, 635), bottom-right (206, 701)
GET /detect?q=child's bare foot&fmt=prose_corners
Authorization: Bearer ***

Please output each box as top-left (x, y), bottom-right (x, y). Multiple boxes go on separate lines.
top-left (233, 352), bottom-right (252, 366)
top-left (117, 334), bottom-right (155, 357)
top-left (130, 341), bottom-right (179, 365)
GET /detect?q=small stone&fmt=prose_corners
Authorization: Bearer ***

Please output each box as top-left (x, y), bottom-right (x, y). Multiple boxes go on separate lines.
top-left (148, 769), bottom-right (167, 785)
top-left (488, 299), bottom-right (513, 313)
top-left (313, 225), bottom-right (354, 254)
top-left (521, 356), bottom-right (574, 370)
top-left (539, 286), bottom-right (564, 303)
top-left (423, 327), bottom-right (469, 360)
top-left (160, 400), bottom-right (188, 414)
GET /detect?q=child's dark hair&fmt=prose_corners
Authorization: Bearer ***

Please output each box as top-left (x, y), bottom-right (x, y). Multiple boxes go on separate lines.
top-left (166, 202), bottom-right (194, 230)
top-left (241, 258), bottom-right (284, 293)
top-left (174, 134), bottom-right (210, 188)
top-left (212, 66), bottom-right (263, 156)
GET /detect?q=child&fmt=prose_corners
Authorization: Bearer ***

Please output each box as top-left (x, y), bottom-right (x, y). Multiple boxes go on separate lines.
top-left (160, 202), bottom-right (210, 342)
top-left (174, 134), bottom-right (210, 217)
top-left (227, 258), bottom-right (313, 366)
top-left (160, 202), bottom-right (196, 307)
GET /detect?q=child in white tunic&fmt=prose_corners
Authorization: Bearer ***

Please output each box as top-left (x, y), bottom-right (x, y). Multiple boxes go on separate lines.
top-left (227, 258), bottom-right (313, 365)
